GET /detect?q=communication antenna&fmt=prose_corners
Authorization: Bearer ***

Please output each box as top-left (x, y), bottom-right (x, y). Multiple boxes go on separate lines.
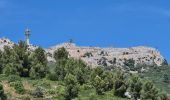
top-left (25, 28), bottom-right (31, 45)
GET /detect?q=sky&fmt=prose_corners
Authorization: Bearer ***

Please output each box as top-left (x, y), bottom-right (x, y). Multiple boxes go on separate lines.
top-left (0, 0), bottom-right (170, 62)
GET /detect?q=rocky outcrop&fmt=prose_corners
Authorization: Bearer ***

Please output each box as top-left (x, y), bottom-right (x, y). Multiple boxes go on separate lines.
top-left (0, 38), bottom-right (38, 52)
top-left (46, 43), bottom-right (165, 68)
top-left (0, 38), bottom-right (14, 51)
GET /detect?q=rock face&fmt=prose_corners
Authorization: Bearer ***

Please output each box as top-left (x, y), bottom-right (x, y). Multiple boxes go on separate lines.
top-left (0, 38), bottom-right (14, 51)
top-left (46, 43), bottom-right (165, 68)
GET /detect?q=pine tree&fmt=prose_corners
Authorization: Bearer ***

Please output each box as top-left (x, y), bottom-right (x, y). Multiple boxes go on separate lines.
top-left (92, 75), bottom-right (105, 95)
top-left (129, 76), bottom-right (142, 100)
top-left (64, 73), bottom-right (79, 100)
top-left (141, 81), bottom-right (159, 100)
top-left (114, 70), bottom-right (128, 97)
top-left (30, 47), bottom-right (47, 79)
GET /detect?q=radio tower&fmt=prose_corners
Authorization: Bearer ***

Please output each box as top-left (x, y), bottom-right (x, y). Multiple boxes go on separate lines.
top-left (25, 28), bottom-right (31, 45)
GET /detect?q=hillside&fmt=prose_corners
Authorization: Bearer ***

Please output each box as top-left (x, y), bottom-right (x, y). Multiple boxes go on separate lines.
top-left (0, 38), bottom-right (165, 68)
top-left (0, 38), bottom-right (169, 100)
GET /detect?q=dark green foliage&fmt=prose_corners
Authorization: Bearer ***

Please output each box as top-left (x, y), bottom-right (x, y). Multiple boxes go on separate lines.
top-left (141, 81), bottom-right (159, 100)
top-left (129, 76), bottom-right (142, 100)
top-left (91, 67), bottom-right (114, 95)
top-left (114, 70), bottom-right (128, 97)
top-left (1, 41), bottom-right (32, 77)
top-left (64, 74), bottom-right (79, 100)
top-left (91, 67), bottom-right (104, 81)
top-left (3, 63), bottom-right (19, 76)
top-left (55, 63), bottom-right (67, 81)
top-left (32, 47), bottom-right (47, 66)
top-left (31, 87), bottom-right (44, 98)
top-left (89, 93), bottom-right (98, 100)
top-left (54, 48), bottom-right (89, 84)
top-left (0, 83), bottom-right (6, 100)
top-left (83, 52), bottom-right (93, 58)
top-left (54, 47), bottom-right (69, 61)
top-left (30, 63), bottom-right (47, 79)
top-left (124, 59), bottom-right (135, 71)
top-left (163, 74), bottom-right (169, 83)
top-left (162, 59), bottom-right (168, 66)
top-left (30, 47), bottom-right (47, 79)
top-left (102, 71), bottom-right (114, 91)
top-left (10, 81), bottom-right (25, 94)
top-left (158, 93), bottom-right (169, 100)
top-left (46, 72), bottom-right (58, 81)
top-left (65, 59), bottom-right (89, 85)
top-left (8, 75), bottom-right (21, 83)
top-left (54, 47), bottom-right (68, 80)
top-left (0, 51), bottom-right (3, 74)
top-left (13, 41), bottom-right (31, 77)
top-left (92, 76), bottom-right (105, 95)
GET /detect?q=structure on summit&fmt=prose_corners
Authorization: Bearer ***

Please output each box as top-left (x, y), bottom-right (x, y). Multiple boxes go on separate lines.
top-left (25, 28), bottom-right (31, 45)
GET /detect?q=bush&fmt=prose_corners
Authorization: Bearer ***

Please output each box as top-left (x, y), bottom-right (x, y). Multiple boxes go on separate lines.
top-left (3, 63), bottom-right (19, 76)
top-left (46, 89), bottom-right (56, 95)
top-left (31, 87), bottom-right (44, 98)
top-left (35, 81), bottom-right (51, 89)
top-left (163, 74), bottom-right (169, 83)
top-left (89, 93), bottom-right (98, 100)
top-left (10, 81), bottom-right (25, 94)
top-left (81, 84), bottom-right (92, 90)
top-left (46, 73), bottom-right (57, 81)
top-left (20, 96), bottom-right (31, 100)
top-left (30, 63), bottom-right (47, 79)
top-left (158, 93), bottom-right (169, 100)
top-left (0, 83), bottom-right (7, 100)
top-left (8, 75), bottom-right (21, 83)
top-left (114, 70), bottom-right (128, 97)
top-left (53, 47), bottom-right (69, 61)
top-left (64, 74), bottom-right (79, 100)
top-left (92, 76), bottom-right (105, 95)
top-left (129, 76), bottom-right (142, 100)
top-left (141, 81), bottom-right (159, 100)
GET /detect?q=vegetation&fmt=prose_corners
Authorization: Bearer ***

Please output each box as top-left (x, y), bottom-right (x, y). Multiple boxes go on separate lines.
top-left (0, 41), bottom-right (169, 99)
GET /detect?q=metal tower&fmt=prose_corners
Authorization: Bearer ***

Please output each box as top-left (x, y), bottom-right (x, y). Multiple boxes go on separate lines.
top-left (25, 28), bottom-right (31, 45)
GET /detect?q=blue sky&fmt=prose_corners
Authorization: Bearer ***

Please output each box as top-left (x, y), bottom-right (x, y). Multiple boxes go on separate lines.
top-left (0, 0), bottom-right (170, 62)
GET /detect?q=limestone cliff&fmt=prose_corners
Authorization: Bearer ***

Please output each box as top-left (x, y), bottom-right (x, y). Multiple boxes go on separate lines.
top-left (46, 43), bottom-right (165, 68)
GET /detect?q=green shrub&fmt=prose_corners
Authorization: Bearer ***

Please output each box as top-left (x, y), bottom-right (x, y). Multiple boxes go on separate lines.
top-left (10, 81), bottom-right (25, 94)
top-left (33, 81), bottom-right (51, 89)
top-left (81, 84), bottom-right (92, 90)
top-left (89, 93), bottom-right (98, 100)
top-left (64, 74), bottom-right (79, 100)
top-left (158, 93), bottom-right (169, 100)
top-left (114, 70), bottom-right (128, 97)
top-left (92, 76), bottom-right (105, 95)
top-left (46, 73), bottom-right (57, 81)
top-left (141, 81), bottom-right (159, 100)
top-left (20, 96), bottom-right (31, 100)
top-left (8, 75), bottom-right (21, 83)
top-left (3, 63), bottom-right (19, 76)
top-left (46, 89), bottom-right (56, 95)
top-left (31, 87), bottom-right (44, 98)
top-left (129, 76), bottom-right (142, 100)
top-left (0, 83), bottom-right (7, 100)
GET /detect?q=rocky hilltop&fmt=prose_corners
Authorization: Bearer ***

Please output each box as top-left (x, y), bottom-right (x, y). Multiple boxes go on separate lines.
top-left (0, 38), bottom-right (166, 68)
top-left (46, 42), bottom-right (165, 68)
